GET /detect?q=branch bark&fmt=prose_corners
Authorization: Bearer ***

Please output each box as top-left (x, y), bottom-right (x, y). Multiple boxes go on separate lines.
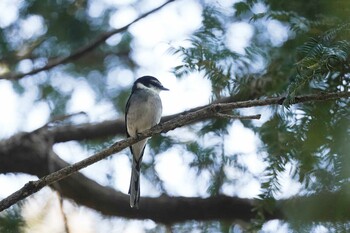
top-left (0, 0), bottom-right (176, 80)
top-left (0, 91), bottom-right (349, 223)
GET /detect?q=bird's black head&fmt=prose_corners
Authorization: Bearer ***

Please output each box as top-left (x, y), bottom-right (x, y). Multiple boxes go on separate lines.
top-left (132, 76), bottom-right (169, 92)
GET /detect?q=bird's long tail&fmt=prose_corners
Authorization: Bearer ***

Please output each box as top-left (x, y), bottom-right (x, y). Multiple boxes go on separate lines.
top-left (129, 157), bottom-right (141, 208)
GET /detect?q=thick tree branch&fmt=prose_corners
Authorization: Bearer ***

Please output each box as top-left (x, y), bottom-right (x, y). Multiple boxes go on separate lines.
top-left (0, 133), bottom-right (266, 223)
top-left (0, 91), bottom-right (349, 213)
top-left (1, 134), bottom-right (350, 224)
top-left (0, 0), bottom-right (176, 80)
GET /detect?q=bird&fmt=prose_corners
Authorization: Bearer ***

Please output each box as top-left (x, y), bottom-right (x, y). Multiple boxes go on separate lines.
top-left (125, 76), bottom-right (169, 208)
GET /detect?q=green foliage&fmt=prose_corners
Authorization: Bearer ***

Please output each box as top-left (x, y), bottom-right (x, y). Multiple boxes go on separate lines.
top-left (169, 0), bottom-right (350, 230)
top-left (286, 23), bottom-right (350, 100)
top-left (163, 1), bottom-right (350, 230)
top-left (0, 205), bottom-right (24, 233)
top-left (149, 134), bottom-right (179, 155)
top-left (170, 7), bottom-right (245, 99)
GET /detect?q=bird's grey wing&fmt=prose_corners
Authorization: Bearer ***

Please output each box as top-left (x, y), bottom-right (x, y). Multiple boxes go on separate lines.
top-left (125, 91), bottom-right (133, 139)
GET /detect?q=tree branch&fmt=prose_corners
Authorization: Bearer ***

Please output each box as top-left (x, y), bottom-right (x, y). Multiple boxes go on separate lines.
top-left (0, 134), bottom-right (264, 223)
top-left (0, 91), bottom-right (349, 213)
top-left (0, 0), bottom-right (177, 80)
top-left (215, 113), bottom-right (261, 120)
top-left (1, 130), bottom-right (350, 223)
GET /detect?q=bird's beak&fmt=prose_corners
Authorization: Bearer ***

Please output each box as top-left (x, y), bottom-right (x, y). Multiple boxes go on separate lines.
top-left (160, 86), bottom-right (169, 91)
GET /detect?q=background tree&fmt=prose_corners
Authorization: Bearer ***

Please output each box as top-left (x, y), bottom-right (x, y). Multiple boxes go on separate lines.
top-left (0, 0), bottom-right (349, 232)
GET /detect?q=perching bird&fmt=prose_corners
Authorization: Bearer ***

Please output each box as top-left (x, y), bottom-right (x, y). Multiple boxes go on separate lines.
top-left (125, 76), bottom-right (169, 208)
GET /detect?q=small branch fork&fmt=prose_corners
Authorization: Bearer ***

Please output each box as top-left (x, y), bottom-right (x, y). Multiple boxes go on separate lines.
top-left (0, 91), bottom-right (349, 212)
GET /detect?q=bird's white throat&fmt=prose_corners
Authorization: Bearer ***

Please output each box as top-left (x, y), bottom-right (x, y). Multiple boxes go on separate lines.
top-left (136, 82), bottom-right (161, 94)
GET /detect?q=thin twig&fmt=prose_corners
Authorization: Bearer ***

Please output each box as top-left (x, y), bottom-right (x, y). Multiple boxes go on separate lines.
top-left (32, 111), bottom-right (87, 134)
top-left (215, 113), bottom-right (261, 120)
top-left (57, 192), bottom-right (70, 233)
top-left (0, 0), bottom-right (176, 80)
top-left (0, 91), bottom-right (349, 212)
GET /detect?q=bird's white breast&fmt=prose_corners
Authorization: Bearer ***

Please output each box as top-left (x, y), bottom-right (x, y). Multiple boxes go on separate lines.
top-left (126, 89), bottom-right (163, 137)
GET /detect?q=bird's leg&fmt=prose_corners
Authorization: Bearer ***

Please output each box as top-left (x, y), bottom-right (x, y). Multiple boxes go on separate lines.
top-left (136, 131), bottom-right (143, 139)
